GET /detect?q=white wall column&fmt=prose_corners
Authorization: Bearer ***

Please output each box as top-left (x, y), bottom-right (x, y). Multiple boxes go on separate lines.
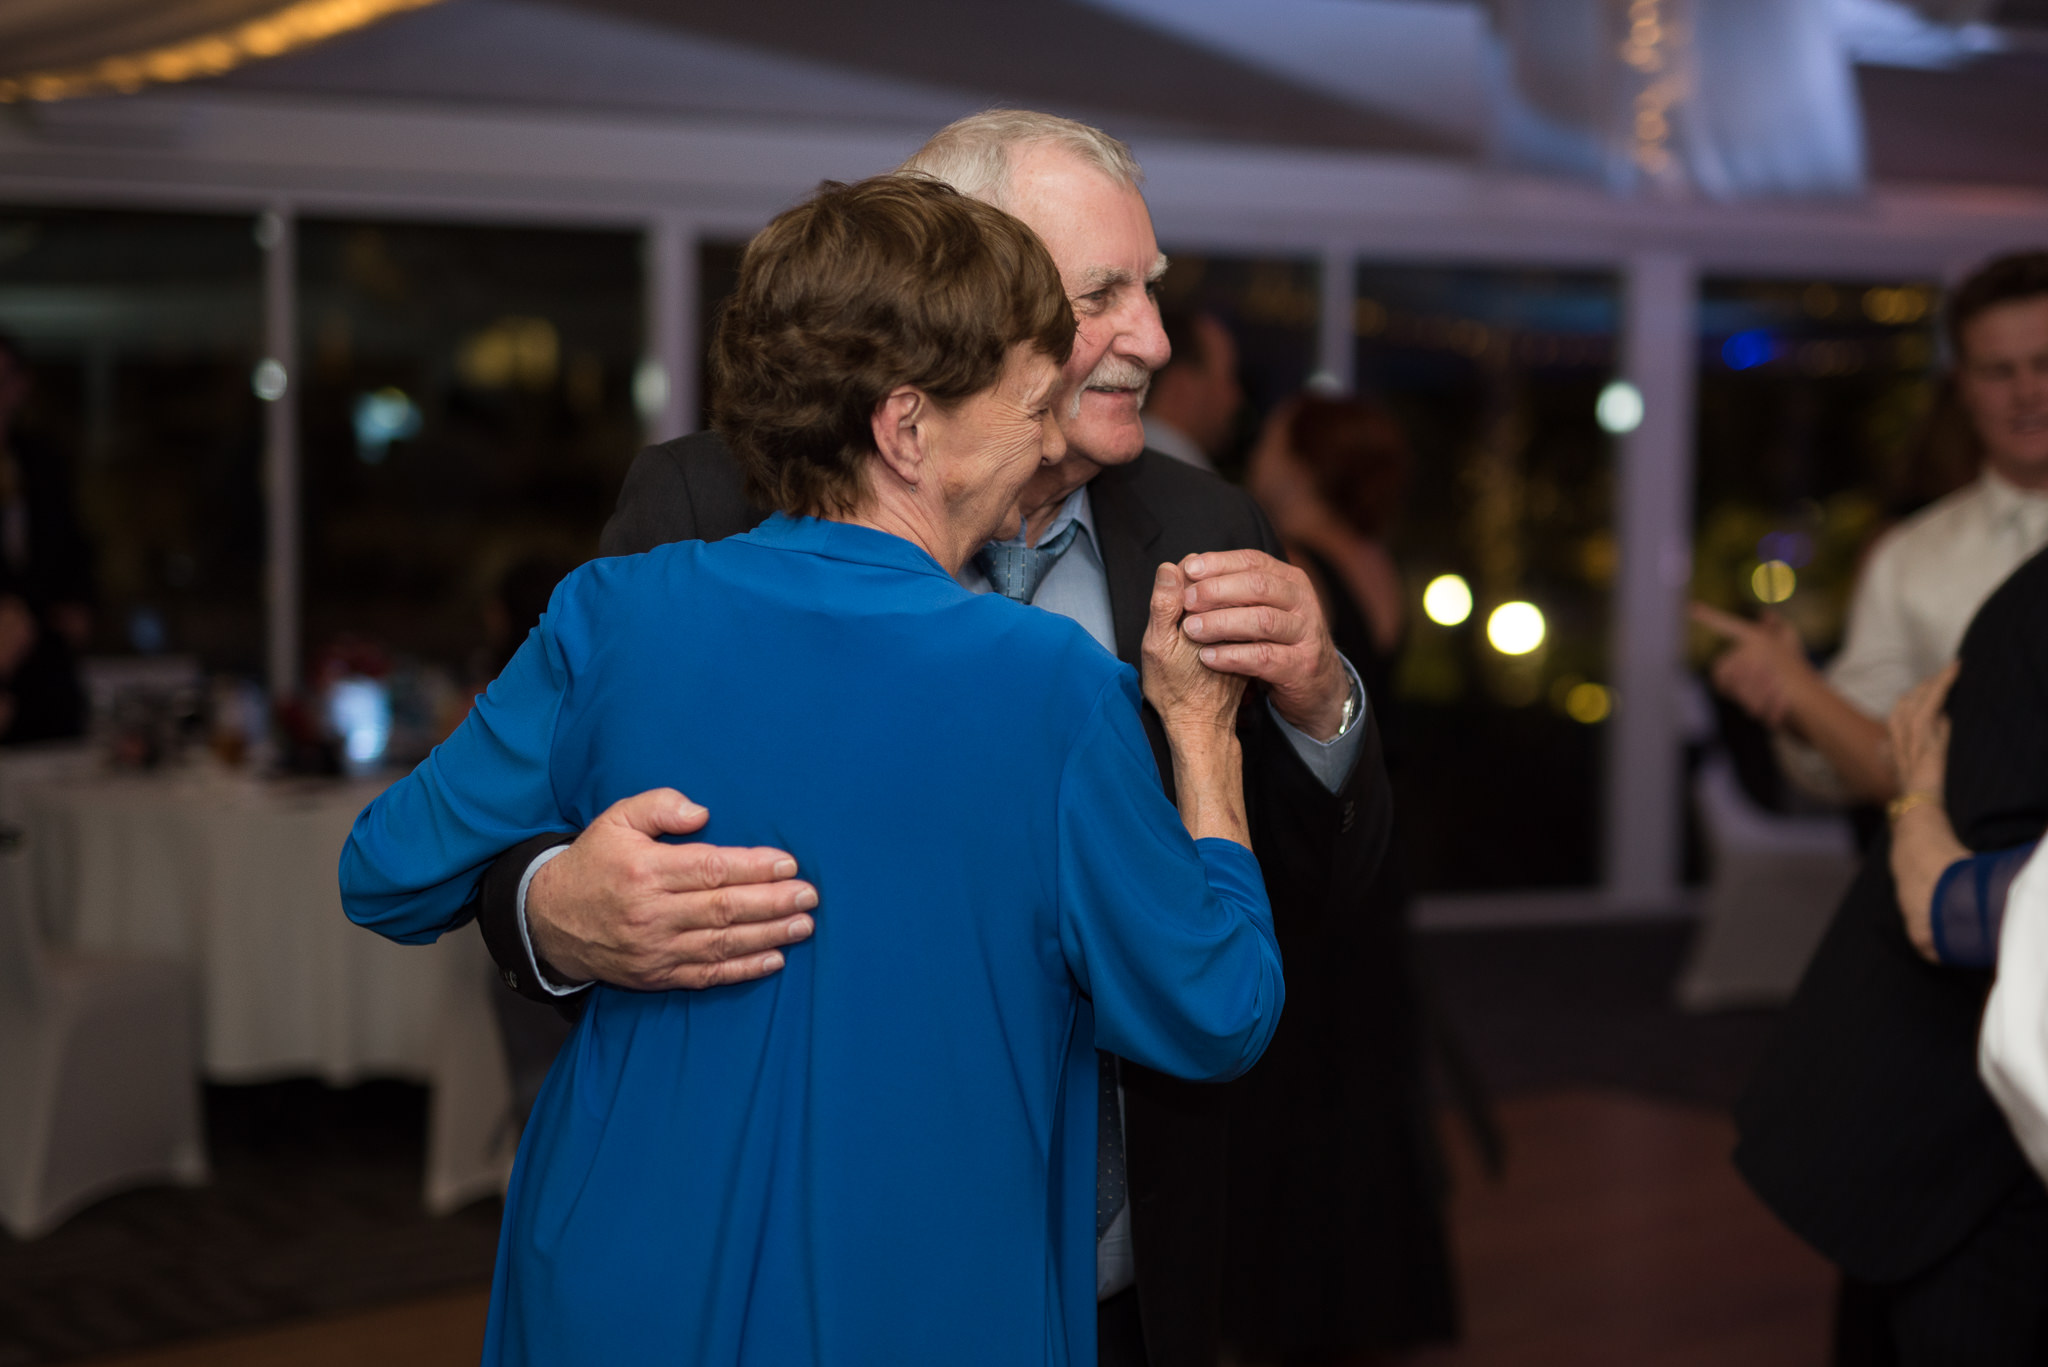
top-left (1316, 243), bottom-right (1356, 392)
top-left (258, 203), bottom-right (299, 700)
top-left (645, 215), bottom-right (696, 442)
top-left (1603, 251), bottom-right (1698, 912)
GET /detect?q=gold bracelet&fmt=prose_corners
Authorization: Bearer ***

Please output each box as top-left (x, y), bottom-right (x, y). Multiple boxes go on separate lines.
top-left (1887, 790), bottom-right (1941, 823)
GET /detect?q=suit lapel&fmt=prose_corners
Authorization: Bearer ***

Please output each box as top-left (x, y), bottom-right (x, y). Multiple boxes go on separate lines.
top-left (1086, 462), bottom-right (1164, 669)
top-left (1087, 461), bottom-right (1176, 797)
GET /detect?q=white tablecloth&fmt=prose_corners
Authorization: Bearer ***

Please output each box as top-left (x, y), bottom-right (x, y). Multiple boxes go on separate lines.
top-left (3, 747), bottom-right (514, 1213)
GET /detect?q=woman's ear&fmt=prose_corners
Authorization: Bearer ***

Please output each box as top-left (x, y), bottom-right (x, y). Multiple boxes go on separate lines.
top-left (870, 386), bottom-right (927, 487)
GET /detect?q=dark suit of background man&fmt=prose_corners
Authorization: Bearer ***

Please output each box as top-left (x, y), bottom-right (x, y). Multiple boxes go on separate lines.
top-left (0, 332), bottom-right (92, 745)
top-left (1736, 543), bottom-right (2048, 1364)
top-left (467, 112), bottom-right (1392, 1367)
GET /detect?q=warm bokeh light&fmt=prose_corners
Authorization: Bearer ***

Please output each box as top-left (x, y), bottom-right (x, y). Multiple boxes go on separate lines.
top-left (1564, 682), bottom-right (1613, 724)
top-left (1486, 601), bottom-right (1546, 656)
top-left (1595, 380), bottom-right (1644, 434)
top-left (1750, 559), bottom-right (1796, 604)
top-left (0, 0), bottom-right (445, 103)
top-left (1422, 574), bottom-right (1474, 627)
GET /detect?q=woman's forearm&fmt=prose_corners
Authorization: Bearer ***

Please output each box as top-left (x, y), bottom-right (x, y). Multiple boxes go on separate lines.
top-left (1167, 727), bottom-right (1251, 850)
top-left (1891, 803), bottom-right (1969, 961)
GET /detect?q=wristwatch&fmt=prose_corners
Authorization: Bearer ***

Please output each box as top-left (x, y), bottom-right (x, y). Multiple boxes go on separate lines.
top-left (1333, 687), bottom-right (1358, 740)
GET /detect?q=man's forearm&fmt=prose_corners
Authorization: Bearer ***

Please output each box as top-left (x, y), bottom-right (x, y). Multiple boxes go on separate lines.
top-left (518, 844), bottom-right (591, 994)
top-left (1785, 677), bottom-right (1895, 802)
top-left (473, 829), bottom-right (585, 1005)
top-left (1269, 655), bottom-right (1367, 794)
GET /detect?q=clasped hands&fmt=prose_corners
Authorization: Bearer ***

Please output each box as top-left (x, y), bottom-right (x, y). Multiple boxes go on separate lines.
top-left (528, 548), bottom-right (1345, 990)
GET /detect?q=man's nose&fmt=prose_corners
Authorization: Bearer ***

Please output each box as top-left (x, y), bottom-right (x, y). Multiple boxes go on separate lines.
top-left (1120, 293), bottom-right (1171, 374)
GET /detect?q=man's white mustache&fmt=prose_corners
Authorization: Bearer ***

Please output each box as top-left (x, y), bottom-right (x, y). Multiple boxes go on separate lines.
top-left (1065, 355), bottom-right (1152, 420)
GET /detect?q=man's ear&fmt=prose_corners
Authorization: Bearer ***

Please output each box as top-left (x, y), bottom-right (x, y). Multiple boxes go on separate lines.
top-left (870, 385), bottom-right (927, 487)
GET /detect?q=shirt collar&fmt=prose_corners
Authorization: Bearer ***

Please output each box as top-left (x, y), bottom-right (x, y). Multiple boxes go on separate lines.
top-left (1981, 467), bottom-right (2048, 542)
top-left (984, 484), bottom-right (1097, 555)
top-left (739, 511), bottom-right (958, 583)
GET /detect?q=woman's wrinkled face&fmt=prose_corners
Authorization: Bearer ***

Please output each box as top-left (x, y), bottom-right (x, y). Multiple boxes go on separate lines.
top-left (924, 343), bottom-right (1069, 546)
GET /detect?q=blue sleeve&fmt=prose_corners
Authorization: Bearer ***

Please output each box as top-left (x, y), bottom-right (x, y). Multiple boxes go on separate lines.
top-left (338, 609), bottom-right (573, 945)
top-left (1054, 670), bottom-right (1284, 1083)
top-left (1931, 839), bottom-right (2043, 969)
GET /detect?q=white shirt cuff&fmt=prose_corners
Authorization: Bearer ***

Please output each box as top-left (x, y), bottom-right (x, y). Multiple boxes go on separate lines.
top-left (516, 842), bottom-right (590, 997)
top-left (1268, 653), bottom-right (1369, 794)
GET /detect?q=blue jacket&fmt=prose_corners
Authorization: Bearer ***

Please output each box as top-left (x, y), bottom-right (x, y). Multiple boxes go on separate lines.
top-left (340, 512), bottom-right (1282, 1366)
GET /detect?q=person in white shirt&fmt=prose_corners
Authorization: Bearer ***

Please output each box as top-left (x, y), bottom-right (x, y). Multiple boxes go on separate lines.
top-left (1139, 308), bottom-right (1241, 475)
top-left (1694, 251), bottom-right (2048, 803)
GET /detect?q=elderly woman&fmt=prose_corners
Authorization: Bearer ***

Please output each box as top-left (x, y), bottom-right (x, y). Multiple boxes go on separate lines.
top-left (339, 175), bottom-right (1282, 1366)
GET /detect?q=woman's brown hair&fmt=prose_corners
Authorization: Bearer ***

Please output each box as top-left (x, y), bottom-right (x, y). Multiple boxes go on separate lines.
top-left (710, 174), bottom-right (1075, 517)
top-left (1288, 395), bottom-right (1411, 539)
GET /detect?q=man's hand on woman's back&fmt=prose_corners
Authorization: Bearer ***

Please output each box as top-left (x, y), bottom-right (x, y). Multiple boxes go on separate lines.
top-left (527, 788), bottom-right (818, 991)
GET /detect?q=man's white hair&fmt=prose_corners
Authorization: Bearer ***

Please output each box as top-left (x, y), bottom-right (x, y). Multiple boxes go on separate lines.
top-left (899, 109), bottom-right (1144, 209)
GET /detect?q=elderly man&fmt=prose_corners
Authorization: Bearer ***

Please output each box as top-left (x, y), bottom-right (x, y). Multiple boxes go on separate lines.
top-left (468, 110), bottom-right (1390, 1367)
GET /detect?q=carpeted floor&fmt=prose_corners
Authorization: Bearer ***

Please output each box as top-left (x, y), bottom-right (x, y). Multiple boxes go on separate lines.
top-left (0, 1082), bottom-right (503, 1366)
top-left (2, 919), bottom-right (1778, 1364)
top-left (1418, 919), bottom-right (1783, 1111)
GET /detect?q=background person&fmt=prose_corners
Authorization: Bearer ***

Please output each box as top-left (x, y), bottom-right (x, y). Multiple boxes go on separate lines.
top-left (1885, 662), bottom-right (2048, 1187)
top-left (1693, 251), bottom-right (2048, 805)
top-left (1736, 542), bottom-right (2048, 1365)
top-left (468, 110), bottom-right (1391, 1367)
top-left (0, 332), bottom-right (93, 744)
top-left (1227, 393), bottom-right (1459, 1359)
top-left (343, 175), bottom-right (1284, 1365)
top-left (1140, 308), bottom-right (1242, 475)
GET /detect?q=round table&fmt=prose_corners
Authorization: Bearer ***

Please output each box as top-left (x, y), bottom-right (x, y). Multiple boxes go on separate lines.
top-left (5, 747), bottom-right (515, 1213)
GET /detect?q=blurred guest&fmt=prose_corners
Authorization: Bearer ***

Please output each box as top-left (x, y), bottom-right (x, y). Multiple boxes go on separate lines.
top-left (0, 332), bottom-right (93, 743)
top-left (1885, 661), bottom-right (2048, 1183)
top-left (1735, 542), bottom-right (2048, 1365)
top-left (1693, 252), bottom-right (2048, 804)
top-left (1141, 308), bottom-right (1242, 474)
top-left (477, 552), bottom-right (578, 680)
top-left (1225, 394), bottom-right (1458, 1359)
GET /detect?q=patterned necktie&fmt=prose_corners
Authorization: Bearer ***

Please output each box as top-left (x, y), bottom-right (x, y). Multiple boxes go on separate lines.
top-left (1097, 1051), bottom-right (1127, 1238)
top-left (975, 519), bottom-right (1082, 606)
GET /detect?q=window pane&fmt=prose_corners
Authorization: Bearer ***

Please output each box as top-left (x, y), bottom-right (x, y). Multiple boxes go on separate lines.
top-left (0, 207), bottom-right (264, 674)
top-left (298, 220), bottom-right (644, 672)
top-left (1355, 264), bottom-right (1621, 892)
top-left (697, 239), bottom-right (745, 427)
top-left (1692, 276), bottom-right (1941, 655)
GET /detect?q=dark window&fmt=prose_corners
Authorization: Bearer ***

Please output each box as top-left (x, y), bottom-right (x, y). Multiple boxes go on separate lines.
top-left (1355, 264), bottom-right (1621, 892)
top-left (0, 207), bottom-right (264, 673)
top-left (297, 220), bottom-right (644, 673)
top-left (1691, 276), bottom-right (1942, 657)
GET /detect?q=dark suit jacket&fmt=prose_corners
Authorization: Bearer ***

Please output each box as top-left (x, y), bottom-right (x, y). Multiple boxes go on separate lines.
top-left (1733, 544), bottom-right (2048, 1284)
top-left (472, 432), bottom-right (1393, 1367)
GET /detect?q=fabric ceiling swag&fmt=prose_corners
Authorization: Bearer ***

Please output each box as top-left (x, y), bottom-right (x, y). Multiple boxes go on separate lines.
top-left (0, 0), bottom-right (443, 102)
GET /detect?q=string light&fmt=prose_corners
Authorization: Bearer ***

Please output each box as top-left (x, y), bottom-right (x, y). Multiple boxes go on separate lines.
top-left (1619, 0), bottom-right (1688, 183)
top-left (0, 0), bottom-right (444, 104)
